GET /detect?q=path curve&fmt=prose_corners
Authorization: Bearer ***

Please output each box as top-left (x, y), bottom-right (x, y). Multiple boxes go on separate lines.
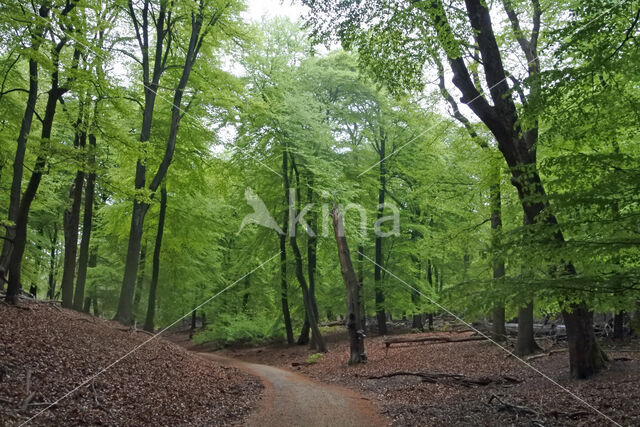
top-left (198, 352), bottom-right (388, 427)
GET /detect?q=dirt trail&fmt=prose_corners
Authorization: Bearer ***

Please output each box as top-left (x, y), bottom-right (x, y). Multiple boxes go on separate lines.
top-left (198, 352), bottom-right (388, 427)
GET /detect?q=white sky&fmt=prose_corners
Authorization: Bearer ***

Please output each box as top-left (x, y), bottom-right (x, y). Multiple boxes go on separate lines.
top-left (243, 0), bottom-right (308, 22)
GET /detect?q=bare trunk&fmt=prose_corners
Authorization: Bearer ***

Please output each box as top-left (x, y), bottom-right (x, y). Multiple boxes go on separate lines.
top-left (490, 180), bottom-right (507, 339)
top-left (298, 178), bottom-right (319, 347)
top-left (563, 303), bottom-right (608, 378)
top-left (73, 134), bottom-right (97, 310)
top-left (375, 134), bottom-right (387, 335)
top-left (0, 6), bottom-right (49, 276)
top-left (6, 42), bottom-right (71, 303)
top-left (144, 184), bottom-right (167, 332)
top-left (515, 302), bottom-right (540, 356)
top-left (280, 231), bottom-right (294, 344)
top-left (133, 240), bottom-right (147, 319)
top-left (47, 225), bottom-right (58, 299)
top-left (279, 153), bottom-right (294, 345)
top-left (285, 153), bottom-right (326, 352)
top-left (613, 311), bottom-right (625, 340)
top-left (357, 245), bottom-right (366, 331)
top-left (331, 205), bottom-right (365, 364)
top-left (114, 198), bottom-right (148, 324)
top-left (61, 108), bottom-right (87, 308)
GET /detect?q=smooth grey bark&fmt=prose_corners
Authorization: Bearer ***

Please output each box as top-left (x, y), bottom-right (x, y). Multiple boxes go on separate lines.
top-left (374, 130), bottom-right (387, 335)
top-left (61, 104), bottom-right (87, 308)
top-left (72, 133), bottom-right (97, 310)
top-left (279, 151), bottom-right (295, 344)
top-left (144, 184), bottom-right (167, 332)
top-left (47, 224), bottom-right (58, 299)
top-left (515, 302), bottom-right (541, 356)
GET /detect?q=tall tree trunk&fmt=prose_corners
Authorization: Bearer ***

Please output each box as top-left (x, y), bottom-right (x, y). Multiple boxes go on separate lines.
top-left (73, 134), bottom-right (97, 310)
top-left (563, 303), bottom-right (608, 378)
top-left (490, 178), bottom-right (507, 340)
top-left (47, 224), bottom-right (58, 299)
top-left (0, 5), bottom-right (49, 277)
top-left (375, 132), bottom-right (387, 335)
top-left (411, 258), bottom-right (424, 331)
top-left (144, 184), bottom-right (167, 332)
top-left (516, 302), bottom-right (540, 356)
top-left (83, 297), bottom-right (91, 313)
top-left (280, 231), bottom-right (294, 344)
top-left (61, 104), bottom-right (88, 308)
top-left (331, 205), bottom-right (365, 364)
top-left (6, 40), bottom-right (76, 304)
top-left (298, 177), bottom-right (319, 346)
top-left (116, 2), bottom-right (208, 323)
top-left (428, 0), bottom-right (606, 378)
top-left (114, 190), bottom-right (148, 323)
top-left (133, 240), bottom-right (147, 320)
top-left (613, 311), bottom-right (625, 340)
top-left (279, 152), bottom-right (295, 345)
top-left (357, 245), bottom-right (366, 331)
top-left (284, 152), bottom-right (326, 352)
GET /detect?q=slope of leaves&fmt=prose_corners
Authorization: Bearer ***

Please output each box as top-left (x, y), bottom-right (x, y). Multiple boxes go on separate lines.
top-left (0, 300), bottom-right (262, 426)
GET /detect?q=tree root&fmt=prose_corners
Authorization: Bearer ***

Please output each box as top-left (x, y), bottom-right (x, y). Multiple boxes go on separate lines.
top-left (488, 394), bottom-right (538, 416)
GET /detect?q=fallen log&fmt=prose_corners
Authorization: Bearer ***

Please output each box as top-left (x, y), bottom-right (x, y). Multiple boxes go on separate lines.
top-left (384, 335), bottom-right (486, 348)
top-left (320, 320), bottom-right (345, 327)
top-left (367, 371), bottom-right (522, 387)
top-left (525, 348), bottom-right (568, 361)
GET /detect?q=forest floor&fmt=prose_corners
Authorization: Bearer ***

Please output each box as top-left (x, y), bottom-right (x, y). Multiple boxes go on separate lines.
top-left (0, 299), bottom-right (262, 426)
top-left (209, 327), bottom-right (640, 426)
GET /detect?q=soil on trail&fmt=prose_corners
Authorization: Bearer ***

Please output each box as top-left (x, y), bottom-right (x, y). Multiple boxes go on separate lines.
top-left (200, 352), bottom-right (389, 427)
top-left (223, 328), bottom-right (640, 426)
top-left (0, 300), bottom-right (262, 426)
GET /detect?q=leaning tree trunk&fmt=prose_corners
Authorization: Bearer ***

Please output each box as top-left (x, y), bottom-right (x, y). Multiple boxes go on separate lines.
top-left (144, 184), bottom-right (167, 332)
top-left (331, 204), bottom-right (365, 364)
top-left (0, 6), bottom-right (48, 277)
top-left (5, 42), bottom-right (74, 304)
top-left (73, 134), bottom-right (97, 310)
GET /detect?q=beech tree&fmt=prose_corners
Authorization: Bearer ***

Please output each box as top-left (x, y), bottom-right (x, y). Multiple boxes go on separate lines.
top-left (299, 0), bottom-right (627, 377)
top-left (113, 0), bottom-right (243, 324)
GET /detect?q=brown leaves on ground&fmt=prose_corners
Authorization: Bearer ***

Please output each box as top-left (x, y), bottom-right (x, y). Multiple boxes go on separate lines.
top-left (0, 301), bottom-right (262, 426)
top-left (224, 330), bottom-right (640, 426)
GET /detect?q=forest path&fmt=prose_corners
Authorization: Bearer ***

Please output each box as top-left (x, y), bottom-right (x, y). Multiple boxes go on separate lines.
top-left (198, 352), bottom-right (388, 426)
